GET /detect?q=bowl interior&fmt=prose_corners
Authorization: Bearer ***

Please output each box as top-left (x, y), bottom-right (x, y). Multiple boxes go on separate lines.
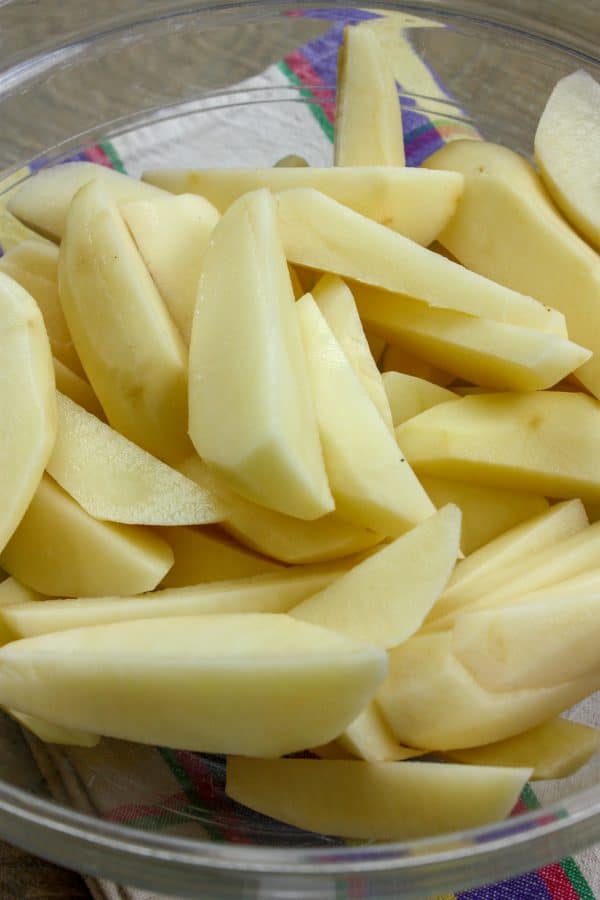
top-left (1, 3), bottom-right (600, 897)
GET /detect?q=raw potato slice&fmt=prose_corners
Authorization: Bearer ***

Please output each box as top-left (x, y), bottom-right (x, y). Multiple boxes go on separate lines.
top-left (9, 161), bottom-right (166, 241)
top-left (424, 139), bottom-right (600, 397)
top-left (312, 274), bottom-right (393, 430)
top-left (535, 71), bottom-right (600, 250)
top-left (0, 615), bottom-right (388, 756)
top-left (226, 758), bottom-right (530, 839)
top-left (297, 293), bottom-right (434, 535)
top-left (0, 240), bottom-right (84, 376)
top-left (3, 565), bottom-right (347, 637)
top-left (47, 393), bottom-right (225, 526)
top-left (189, 189), bottom-right (332, 520)
top-left (365, 331), bottom-right (386, 364)
top-left (427, 500), bottom-right (588, 626)
top-left (291, 505), bottom-right (460, 647)
top-left (289, 265), bottom-right (305, 300)
top-left (354, 286), bottom-right (589, 392)
top-left (382, 372), bottom-right (456, 428)
top-left (9, 710), bottom-right (100, 748)
top-left (0, 578), bottom-right (44, 645)
top-left (0, 475), bottom-right (173, 598)
top-left (59, 179), bottom-right (190, 463)
top-left (453, 594), bottom-right (600, 690)
top-left (335, 26), bottom-right (405, 166)
top-left (275, 189), bottom-right (565, 334)
top-left (158, 526), bottom-right (281, 588)
top-left (381, 345), bottom-right (454, 386)
top-left (142, 167), bottom-right (463, 246)
top-left (0, 273), bottom-right (56, 554)
top-left (180, 456), bottom-right (383, 564)
top-left (420, 477), bottom-right (549, 556)
top-left (338, 702), bottom-right (423, 762)
top-left (396, 392), bottom-right (600, 502)
top-left (377, 631), bottom-right (600, 750)
top-left (52, 358), bottom-right (104, 418)
top-left (443, 719), bottom-right (600, 780)
top-left (121, 193), bottom-right (219, 344)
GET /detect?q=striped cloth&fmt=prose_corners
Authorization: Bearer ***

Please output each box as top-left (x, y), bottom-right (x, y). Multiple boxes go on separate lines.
top-left (1, 7), bottom-right (598, 898)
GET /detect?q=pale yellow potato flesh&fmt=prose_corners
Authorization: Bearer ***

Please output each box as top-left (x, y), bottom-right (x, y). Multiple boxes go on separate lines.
top-left (226, 758), bottom-right (530, 839)
top-left (365, 331), bottom-right (387, 364)
top-left (121, 193), bottom-right (219, 344)
top-left (0, 577), bottom-right (44, 645)
top-left (381, 344), bottom-right (454, 386)
top-left (142, 167), bottom-right (464, 246)
top-left (396, 392), bottom-right (600, 502)
top-left (420, 476), bottom-right (549, 556)
top-left (0, 475), bottom-right (173, 598)
top-left (2, 565), bottom-right (347, 638)
top-left (354, 286), bottom-right (589, 392)
top-left (9, 710), bottom-right (100, 748)
top-left (188, 189), bottom-right (332, 521)
top-left (291, 505), bottom-right (460, 647)
top-left (424, 139), bottom-right (600, 397)
top-left (312, 274), bottom-right (393, 430)
top-left (535, 71), bottom-right (600, 251)
top-left (338, 702), bottom-right (423, 762)
top-left (0, 273), bottom-right (56, 554)
top-left (180, 456), bottom-right (383, 564)
top-left (443, 718), bottom-right (600, 780)
top-left (453, 593), bottom-right (600, 691)
top-left (0, 615), bottom-right (387, 756)
top-left (0, 240), bottom-right (84, 376)
top-left (382, 371), bottom-right (456, 427)
top-left (158, 525), bottom-right (282, 588)
top-left (52, 358), bottom-right (104, 418)
top-left (335, 26), bottom-right (404, 166)
top-left (8, 161), bottom-right (167, 241)
top-left (47, 393), bottom-right (225, 526)
top-left (59, 179), bottom-right (190, 463)
top-left (275, 188), bottom-right (565, 333)
top-left (377, 631), bottom-right (600, 750)
top-left (297, 292), bottom-right (434, 536)
top-left (427, 500), bottom-right (589, 627)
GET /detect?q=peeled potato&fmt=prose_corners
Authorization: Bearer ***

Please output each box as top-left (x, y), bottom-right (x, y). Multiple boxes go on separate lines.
top-left (9, 710), bottom-right (100, 748)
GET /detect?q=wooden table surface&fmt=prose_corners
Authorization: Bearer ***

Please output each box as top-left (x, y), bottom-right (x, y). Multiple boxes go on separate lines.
top-left (0, 1), bottom-right (598, 897)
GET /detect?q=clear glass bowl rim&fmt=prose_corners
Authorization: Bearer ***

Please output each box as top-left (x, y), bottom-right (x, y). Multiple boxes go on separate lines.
top-left (1, 0), bottom-right (599, 889)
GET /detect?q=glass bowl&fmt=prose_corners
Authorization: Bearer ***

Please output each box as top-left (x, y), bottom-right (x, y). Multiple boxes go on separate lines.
top-left (1, 2), bottom-right (599, 896)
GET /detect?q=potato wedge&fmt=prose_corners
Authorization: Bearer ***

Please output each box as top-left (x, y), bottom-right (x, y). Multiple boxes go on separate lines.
top-left (297, 292), bottom-right (434, 535)
top-left (312, 274), bottom-right (393, 430)
top-left (291, 505), bottom-right (460, 647)
top-left (443, 718), bottom-right (600, 780)
top-left (335, 25), bottom-right (405, 166)
top-left (9, 710), bottom-right (100, 748)
top-left (424, 139), bottom-right (600, 397)
top-left (0, 475), bottom-right (173, 597)
top-left (3, 564), bottom-right (347, 637)
top-left (275, 189), bottom-right (565, 333)
top-left (9, 161), bottom-right (166, 241)
top-left (180, 456), bottom-right (383, 564)
top-left (420, 477), bottom-right (549, 556)
top-left (0, 615), bottom-right (387, 756)
top-left (396, 392), bottom-right (600, 502)
top-left (52, 358), bottom-right (104, 418)
top-left (142, 167), bottom-right (463, 246)
top-left (189, 189), bottom-right (332, 520)
top-left (0, 240), bottom-right (84, 376)
top-left (535, 70), bottom-right (600, 251)
top-left (47, 393), bottom-right (225, 526)
top-left (226, 757), bottom-right (530, 839)
top-left (381, 345), bottom-right (454, 386)
top-left (382, 372), bottom-right (456, 427)
top-left (338, 702), bottom-right (423, 762)
top-left (158, 525), bottom-right (281, 587)
top-left (377, 631), bottom-right (600, 750)
top-left (0, 578), bottom-right (43, 645)
top-left (0, 273), bottom-right (56, 554)
top-left (59, 179), bottom-right (190, 463)
top-left (121, 193), bottom-right (219, 344)
top-left (354, 286), bottom-right (589, 392)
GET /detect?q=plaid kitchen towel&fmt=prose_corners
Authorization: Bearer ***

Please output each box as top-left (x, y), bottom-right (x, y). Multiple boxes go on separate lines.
top-left (2, 7), bottom-right (598, 899)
